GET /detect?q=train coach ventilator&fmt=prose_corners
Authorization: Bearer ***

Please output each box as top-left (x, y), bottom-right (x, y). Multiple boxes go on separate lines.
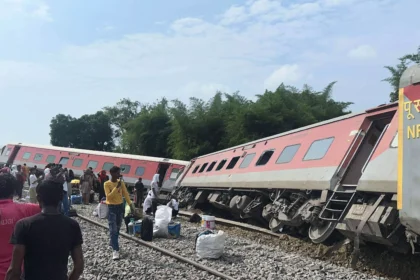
top-left (196, 230), bottom-right (226, 259)
top-left (77, 214), bottom-right (236, 280)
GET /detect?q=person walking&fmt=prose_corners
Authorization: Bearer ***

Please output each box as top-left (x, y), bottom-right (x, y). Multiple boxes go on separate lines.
top-left (22, 163), bottom-right (29, 186)
top-left (28, 168), bottom-right (42, 203)
top-left (14, 165), bottom-right (24, 200)
top-left (98, 170), bottom-right (109, 202)
top-left (6, 179), bottom-right (84, 280)
top-left (0, 173), bottom-right (40, 280)
top-left (134, 177), bottom-right (144, 208)
top-left (62, 169), bottom-right (70, 216)
top-left (104, 166), bottom-right (134, 260)
top-left (149, 174), bottom-right (160, 216)
top-left (80, 169), bottom-right (94, 205)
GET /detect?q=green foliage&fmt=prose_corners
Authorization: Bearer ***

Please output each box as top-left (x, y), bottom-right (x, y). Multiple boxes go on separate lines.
top-left (49, 82), bottom-right (352, 159)
top-left (50, 111), bottom-right (114, 151)
top-left (383, 46), bottom-right (420, 102)
top-left (121, 99), bottom-right (172, 158)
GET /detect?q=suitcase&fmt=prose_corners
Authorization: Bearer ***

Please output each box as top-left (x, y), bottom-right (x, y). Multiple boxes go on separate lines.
top-left (141, 216), bottom-right (153, 242)
top-left (71, 195), bottom-right (82, 205)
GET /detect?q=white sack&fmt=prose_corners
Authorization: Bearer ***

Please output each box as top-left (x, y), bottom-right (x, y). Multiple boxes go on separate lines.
top-left (153, 205), bottom-right (172, 238)
top-left (96, 202), bottom-right (108, 219)
top-left (196, 231), bottom-right (226, 259)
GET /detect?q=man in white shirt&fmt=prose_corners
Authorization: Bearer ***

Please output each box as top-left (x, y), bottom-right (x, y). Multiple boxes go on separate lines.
top-left (166, 196), bottom-right (179, 218)
top-left (29, 169), bottom-right (41, 203)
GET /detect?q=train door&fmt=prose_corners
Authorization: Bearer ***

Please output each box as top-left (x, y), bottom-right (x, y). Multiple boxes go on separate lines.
top-left (340, 110), bottom-right (395, 186)
top-left (156, 162), bottom-right (170, 188)
top-left (7, 145), bottom-right (21, 165)
top-left (318, 107), bottom-right (396, 226)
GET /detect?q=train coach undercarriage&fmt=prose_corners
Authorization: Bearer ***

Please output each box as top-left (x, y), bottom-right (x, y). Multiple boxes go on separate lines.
top-left (173, 186), bottom-right (409, 253)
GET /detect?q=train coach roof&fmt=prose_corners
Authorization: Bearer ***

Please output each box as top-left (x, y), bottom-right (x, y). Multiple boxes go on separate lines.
top-left (7, 143), bottom-right (190, 165)
top-left (195, 109), bottom-right (371, 159)
top-left (400, 64), bottom-right (420, 88)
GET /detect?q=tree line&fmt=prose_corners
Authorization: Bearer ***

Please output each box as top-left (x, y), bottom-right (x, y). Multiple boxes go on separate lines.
top-left (49, 46), bottom-right (419, 160)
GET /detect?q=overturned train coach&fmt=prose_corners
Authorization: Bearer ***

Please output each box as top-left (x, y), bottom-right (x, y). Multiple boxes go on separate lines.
top-left (174, 64), bottom-right (420, 253)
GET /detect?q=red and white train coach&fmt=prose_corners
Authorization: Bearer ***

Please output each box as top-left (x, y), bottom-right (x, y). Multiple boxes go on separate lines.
top-left (175, 101), bottom-right (404, 250)
top-left (0, 143), bottom-right (189, 193)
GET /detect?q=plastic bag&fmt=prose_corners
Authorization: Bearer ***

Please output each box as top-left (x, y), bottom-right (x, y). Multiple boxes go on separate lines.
top-left (196, 230), bottom-right (226, 259)
top-left (96, 202), bottom-right (108, 219)
top-left (153, 205), bottom-right (172, 238)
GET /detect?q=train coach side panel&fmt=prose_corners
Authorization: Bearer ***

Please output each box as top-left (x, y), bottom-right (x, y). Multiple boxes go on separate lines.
top-left (357, 112), bottom-right (398, 193)
top-left (181, 114), bottom-right (367, 190)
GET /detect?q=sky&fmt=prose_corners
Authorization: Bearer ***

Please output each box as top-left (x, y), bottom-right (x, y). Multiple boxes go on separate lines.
top-left (0, 0), bottom-right (419, 147)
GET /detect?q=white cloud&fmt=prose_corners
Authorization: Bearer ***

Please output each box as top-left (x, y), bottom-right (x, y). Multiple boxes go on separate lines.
top-left (97, 24), bottom-right (116, 32)
top-left (31, 2), bottom-right (52, 21)
top-left (348, 45), bottom-right (377, 59)
top-left (0, 0), bottom-right (52, 21)
top-left (0, 0), bottom-right (419, 146)
top-left (264, 64), bottom-right (305, 91)
top-left (220, 5), bottom-right (248, 25)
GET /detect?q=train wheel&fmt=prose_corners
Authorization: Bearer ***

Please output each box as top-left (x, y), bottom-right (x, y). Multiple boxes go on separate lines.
top-left (269, 217), bottom-right (283, 233)
top-left (308, 220), bottom-right (337, 244)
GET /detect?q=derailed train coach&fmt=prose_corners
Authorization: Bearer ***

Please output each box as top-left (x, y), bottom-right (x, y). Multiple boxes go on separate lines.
top-left (174, 64), bottom-right (420, 253)
top-left (0, 143), bottom-right (189, 194)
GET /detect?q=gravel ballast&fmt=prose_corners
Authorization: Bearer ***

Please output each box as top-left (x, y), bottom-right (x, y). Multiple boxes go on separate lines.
top-left (70, 218), bottom-right (220, 280)
top-left (72, 203), bottom-right (387, 280)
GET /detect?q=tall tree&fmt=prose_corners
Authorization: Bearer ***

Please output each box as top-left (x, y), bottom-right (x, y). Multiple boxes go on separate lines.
top-left (50, 82), bottom-right (352, 159)
top-left (50, 111), bottom-right (114, 151)
top-left (122, 98), bottom-right (172, 158)
top-left (383, 46), bottom-right (420, 102)
top-left (103, 98), bottom-right (140, 150)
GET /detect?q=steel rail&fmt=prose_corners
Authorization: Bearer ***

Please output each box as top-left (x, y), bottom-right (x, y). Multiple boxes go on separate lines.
top-left (178, 210), bottom-right (284, 238)
top-left (77, 214), bottom-right (236, 280)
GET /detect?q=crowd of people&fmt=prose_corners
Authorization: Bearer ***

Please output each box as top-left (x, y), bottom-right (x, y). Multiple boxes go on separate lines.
top-left (0, 161), bottom-right (180, 279)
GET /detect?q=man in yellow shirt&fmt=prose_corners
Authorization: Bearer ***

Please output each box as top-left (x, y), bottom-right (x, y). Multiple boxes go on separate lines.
top-left (104, 166), bottom-right (134, 260)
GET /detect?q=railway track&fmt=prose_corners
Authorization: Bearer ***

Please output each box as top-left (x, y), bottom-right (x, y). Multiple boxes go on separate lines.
top-left (72, 204), bottom-right (385, 280)
top-left (77, 214), bottom-right (235, 280)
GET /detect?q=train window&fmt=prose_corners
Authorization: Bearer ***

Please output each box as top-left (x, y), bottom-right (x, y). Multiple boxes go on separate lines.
top-left (169, 168), bottom-right (180, 180)
top-left (239, 153), bottom-right (256, 169)
top-left (303, 137), bottom-right (335, 161)
top-left (46, 155), bottom-right (56, 163)
top-left (192, 165), bottom-right (200, 174)
top-left (256, 150), bottom-right (275, 166)
top-left (59, 157), bottom-right (69, 165)
top-left (102, 162), bottom-right (114, 171)
top-left (215, 159), bottom-right (227, 171)
top-left (135, 167), bottom-right (145, 176)
top-left (72, 159), bottom-right (83, 167)
top-left (276, 144), bottom-right (301, 164)
top-left (1, 146), bottom-right (5, 155)
top-left (5, 148), bottom-right (11, 156)
top-left (22, 152), bottom-right (31, 160)
top-left (87, 160), bottom-right (98, 169)
top-left (199, 163), bottom-right (208, 173)
top-left (390, 132), bottom-right (398, 148)
top-left (120, 164), bottom-right (131, 174)
top-left (226, 156), bottom-right (240, 169)
top-left (34, 153), bottom-right (43, 161)
top-left (206, 161), bottom-right (217, 172)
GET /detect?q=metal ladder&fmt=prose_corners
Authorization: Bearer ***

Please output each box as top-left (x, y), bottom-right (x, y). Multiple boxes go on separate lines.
top-left (319, 184), bottom-right (357, 222)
